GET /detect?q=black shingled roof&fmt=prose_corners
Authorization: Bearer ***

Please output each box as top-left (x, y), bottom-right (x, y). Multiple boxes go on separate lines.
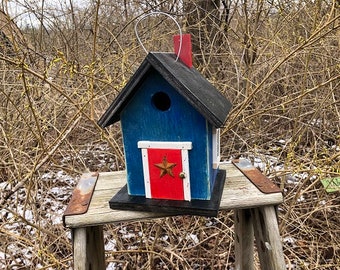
top-left (98, 52), bottom-right (232, 128)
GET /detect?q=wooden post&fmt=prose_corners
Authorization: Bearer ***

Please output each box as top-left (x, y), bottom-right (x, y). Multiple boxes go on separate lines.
top-left (73, 226), bottom-right (106, 270)
top-left (234, 209), bottom-right (254, 270)
top-left (252, 206), bottom-right (285, 270)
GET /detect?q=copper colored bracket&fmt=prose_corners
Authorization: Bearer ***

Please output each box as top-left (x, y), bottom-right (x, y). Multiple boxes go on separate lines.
top-left (232, 159), bottom-right (281, 194)
top-left (63, 172), bottom-right (98, 226)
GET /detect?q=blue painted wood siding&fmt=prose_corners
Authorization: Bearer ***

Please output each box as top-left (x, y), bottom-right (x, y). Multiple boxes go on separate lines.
top-left (120, 70), bottom-right (216, 200)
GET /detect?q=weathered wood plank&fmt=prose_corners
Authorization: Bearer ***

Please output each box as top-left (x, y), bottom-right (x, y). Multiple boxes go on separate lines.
top-left (64, 163), bottom-right (283, 228)
top-left (252, 206), bottom-right (285, 270)
top-left (234, 209), bottom-right (254, 270)
top-left (73, 226), bottom-right (105, 270)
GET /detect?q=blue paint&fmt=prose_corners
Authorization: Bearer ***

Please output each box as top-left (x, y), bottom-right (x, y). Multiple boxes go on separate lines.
top-left (121, 70), bottom-right (216, 200)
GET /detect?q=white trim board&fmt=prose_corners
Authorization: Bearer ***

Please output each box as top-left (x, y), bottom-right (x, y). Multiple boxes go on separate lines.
top-left (138, 141), bottom-right (192, 150)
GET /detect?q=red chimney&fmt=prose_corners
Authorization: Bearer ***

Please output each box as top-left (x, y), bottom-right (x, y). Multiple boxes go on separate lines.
top-left (173, 34), bottom-right (193, 68)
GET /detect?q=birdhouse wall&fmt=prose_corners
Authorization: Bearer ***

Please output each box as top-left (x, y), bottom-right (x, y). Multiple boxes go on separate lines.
top-left (120, 70), bottom-right (217, 200)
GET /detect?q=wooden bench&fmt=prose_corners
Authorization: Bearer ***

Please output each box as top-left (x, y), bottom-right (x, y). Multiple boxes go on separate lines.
top-left (63, 162), bottom-right (285, 270)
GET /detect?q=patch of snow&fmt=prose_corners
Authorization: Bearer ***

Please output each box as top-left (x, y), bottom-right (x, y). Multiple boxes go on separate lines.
top-left (65, 230), bottom-right (72, 239)
top-left (45, 208), bottom-right (64, 225)
top-left (0, 251), bottom-right (6, 260)
top-left (283, 236), bottom-right (296, 246)
top-left (297, 195), bottom-right (305, 202)
top-left (186, 233), bottom-right (199, 244)
top-left (310, 175), bottom-right (317, 181)
top-left (41, 172), bottom-right (54, 180)
top-left (119, 226), bottom-right (136, 239)
top-left (0, 181), bottom-right (8, 189)
top-left (106, 262), bottom-right (116, 270)
top-left (319, 200), bottom-right (326, 205)
top-left (308, 118), bottom-right (322, 127)
top-left (122, 233), bottom-right (136, 239)
top-left (105, 239), bottom-right (117, 251)
top-left (0, 208), bottom-right (13, 220)
top-left (205, 220), bottom-right (213, 227)
top-left (160, 235), bottom-right (169, 242)
top-left (17, 208), bottom-right (34, 222)
top-left (286, 174), bottom-right (299, 184)
top-left (149, 235), bottom-right (155, 241)
top-left (278, 139), bottom-right (286, 145)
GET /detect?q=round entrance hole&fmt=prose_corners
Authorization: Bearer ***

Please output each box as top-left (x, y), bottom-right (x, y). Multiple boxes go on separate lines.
top-left (152, 91), bottom-right (171, 111)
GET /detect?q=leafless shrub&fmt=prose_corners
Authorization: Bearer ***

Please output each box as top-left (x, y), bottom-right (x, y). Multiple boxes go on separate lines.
top-left (0, 0), bottom-right (339, 269)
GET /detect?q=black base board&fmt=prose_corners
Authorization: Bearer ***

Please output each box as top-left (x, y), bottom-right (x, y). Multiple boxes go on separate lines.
top-left (109, 169), bottom-right (226, 217)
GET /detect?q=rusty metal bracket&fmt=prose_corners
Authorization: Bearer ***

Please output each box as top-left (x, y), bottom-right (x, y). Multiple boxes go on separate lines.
top-left (63, 172), bottom-right (98, 226)
top-left (232, 159), bottom-right (281, 194)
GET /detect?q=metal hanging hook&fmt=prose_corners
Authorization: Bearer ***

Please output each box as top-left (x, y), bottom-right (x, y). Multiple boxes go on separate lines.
top-left (134, 11), bottom-right (183, 62)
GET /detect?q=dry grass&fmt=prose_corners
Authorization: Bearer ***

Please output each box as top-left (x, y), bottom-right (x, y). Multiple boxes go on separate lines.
top-left (0, 1), bottom-right (339, 269)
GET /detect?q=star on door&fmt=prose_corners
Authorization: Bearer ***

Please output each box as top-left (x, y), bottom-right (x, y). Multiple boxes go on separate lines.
top-left (154, 156), bottom-right (177, 178)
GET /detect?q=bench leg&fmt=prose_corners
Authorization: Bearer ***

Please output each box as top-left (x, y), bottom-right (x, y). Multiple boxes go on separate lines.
top-left (234, 209), bottom-right (254, 270)
top-left (72, 226), bottom-right (106, 270)
top-left (252, 206), bottom-right (285, 270)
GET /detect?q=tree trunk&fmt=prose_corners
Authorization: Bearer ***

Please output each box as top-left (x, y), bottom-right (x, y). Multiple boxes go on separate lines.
top-left (184, 0), bottom-right (222, 67)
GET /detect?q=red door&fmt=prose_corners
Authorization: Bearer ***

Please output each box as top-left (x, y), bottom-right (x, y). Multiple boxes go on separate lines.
top-left (138, 141), bottom-right (192, 201)
top-left (148, 148), bottom-right (184, 200)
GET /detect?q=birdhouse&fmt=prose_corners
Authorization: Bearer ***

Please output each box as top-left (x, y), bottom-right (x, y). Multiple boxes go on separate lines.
top-left (98, 36), bottom-right (232, 216)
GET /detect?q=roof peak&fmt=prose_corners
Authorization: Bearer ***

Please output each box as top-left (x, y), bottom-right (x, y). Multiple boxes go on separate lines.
top-left (98, 52), bottom-right (232, 128)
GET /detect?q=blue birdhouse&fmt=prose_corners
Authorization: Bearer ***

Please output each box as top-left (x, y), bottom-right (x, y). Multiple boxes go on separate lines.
top-left (98, 38), bottom-right (232, 216)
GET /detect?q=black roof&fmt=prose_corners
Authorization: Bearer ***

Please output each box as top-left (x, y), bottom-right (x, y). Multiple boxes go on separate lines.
top-left (98, 52), bottom-right (232, 128)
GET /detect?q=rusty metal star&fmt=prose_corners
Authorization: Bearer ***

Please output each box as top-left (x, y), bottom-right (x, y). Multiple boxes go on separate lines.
top-left (154, 156), bottom-right (177, 178)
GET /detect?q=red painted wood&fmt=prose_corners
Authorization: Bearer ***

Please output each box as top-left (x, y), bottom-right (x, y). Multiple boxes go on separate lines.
top-left (173, 34), bottom-right (193, 68)
top-left (147, 148), bottom-right (184, 200)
